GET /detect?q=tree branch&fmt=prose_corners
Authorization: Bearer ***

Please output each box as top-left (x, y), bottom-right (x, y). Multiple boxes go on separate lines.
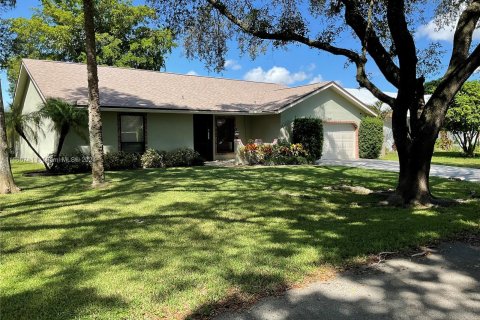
top-left (446, 0), bottom-right (480, 76)
top-left (424, 43), bottom-right (480, 128)
top-left (206, 0), bottom-right (357, 60)
top-left (206, 0), bottom-right (396, 106)
top-left (354, 59), bottom-right (396, 106)
top-left (341, 0), bottom-right (400, 88)
top-left (386, 0), bottom-right (417, 88)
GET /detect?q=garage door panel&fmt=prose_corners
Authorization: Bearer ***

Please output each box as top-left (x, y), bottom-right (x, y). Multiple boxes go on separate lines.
top-left (322, 123), bottom-right (356, 160)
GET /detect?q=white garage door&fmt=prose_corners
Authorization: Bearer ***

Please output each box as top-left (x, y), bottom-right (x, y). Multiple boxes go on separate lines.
top-left (322, 123), bottom-right (357, 159)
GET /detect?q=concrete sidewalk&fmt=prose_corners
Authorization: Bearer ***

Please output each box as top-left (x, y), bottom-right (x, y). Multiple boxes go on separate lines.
top-left (317, 159), bottom-right (480, 182)
top-left (216, 242), bottom-right (480, 320)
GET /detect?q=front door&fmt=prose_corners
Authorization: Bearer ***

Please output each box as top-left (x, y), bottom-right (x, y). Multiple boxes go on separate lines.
top-left (193, 114), bottom-right (214, 161)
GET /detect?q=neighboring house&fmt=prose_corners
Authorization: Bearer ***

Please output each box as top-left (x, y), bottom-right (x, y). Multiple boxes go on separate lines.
top-left (345, 88), bottom-right (396, 153)
top-left (13, 59), bottom-right (376, 162)
top-left (346, 88), bottom-right (433, 154)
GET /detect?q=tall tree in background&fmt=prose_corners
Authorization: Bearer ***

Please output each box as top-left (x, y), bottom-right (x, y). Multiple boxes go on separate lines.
top-left (151, 0), bottom-right (480, 205)
top-left (445, 81), bottom-right (480, 157)
top-left (0, 0), bottom-right (19, 194)
top-left (2, 0), bottom-right (175, 94)
top-left (424, 79), bottom-right (443, 95)
top-left (83, 0), bottom-right (104, 187)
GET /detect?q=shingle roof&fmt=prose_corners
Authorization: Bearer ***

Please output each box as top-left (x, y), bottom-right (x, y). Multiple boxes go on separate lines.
top-left (21, 59), bottom-right (331, 113)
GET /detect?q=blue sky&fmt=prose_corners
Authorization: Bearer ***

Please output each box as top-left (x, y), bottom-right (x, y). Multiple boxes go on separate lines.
top-left (1, 0), bottom-right (478, 105)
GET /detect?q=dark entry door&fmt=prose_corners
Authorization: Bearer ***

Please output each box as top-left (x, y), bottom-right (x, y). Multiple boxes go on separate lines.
top-left (193, 114), bottom-right (214, 161)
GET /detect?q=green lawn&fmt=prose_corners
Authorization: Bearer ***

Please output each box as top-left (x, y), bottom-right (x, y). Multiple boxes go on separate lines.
top-left (1, 162), bottom-right (480, 319)
top-left (382, 151), bottom-right (480, 169)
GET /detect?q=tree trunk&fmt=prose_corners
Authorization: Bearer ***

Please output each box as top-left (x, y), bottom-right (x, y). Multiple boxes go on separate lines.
top-left (0, 80), bottom-right (20, 194)
top-left (83, 0), bottom-right (105, 187)
top-left (396, 134), bottom-right (436, 204)
top-left (48, 126), bottom-right (70, 171)
top-left (391, 97), bottom-right (442, 205)
top-left (55, 126), bottom-right (69, 159)
top-left (16, 128), bottom-right (50, 171)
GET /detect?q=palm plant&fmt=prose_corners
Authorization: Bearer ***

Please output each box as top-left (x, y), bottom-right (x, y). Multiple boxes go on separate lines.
top-left (5, 104), bottom-right (50, 170)
top-left (38, 98), bottom-right (88, 159)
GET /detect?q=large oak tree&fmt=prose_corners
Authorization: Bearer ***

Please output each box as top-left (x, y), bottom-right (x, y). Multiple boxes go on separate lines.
top-left (151, 0), bottom-right (480, 205)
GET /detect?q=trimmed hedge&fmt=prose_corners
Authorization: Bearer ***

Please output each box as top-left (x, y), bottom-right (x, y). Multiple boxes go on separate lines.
top-left (47, 151), bottom-right (91, 174)
top-left (292, 118), bottom-right (323, 160)
top-left (104, 151), bottom-right (141, 171)
top-left (164, 148), bottom-right (204, 167)
top-left (141, 148), bottom-right (204, 168)
top-left (359, 117), bottom-right (384, 159)
top-left (46, 148), bottom-right (204, 174)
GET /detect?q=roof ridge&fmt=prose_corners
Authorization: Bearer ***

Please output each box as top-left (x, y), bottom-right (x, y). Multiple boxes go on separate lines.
top-left (21, 58), bottom-right (288, 88)
top-left (273, 81), bottom-right (331, 91)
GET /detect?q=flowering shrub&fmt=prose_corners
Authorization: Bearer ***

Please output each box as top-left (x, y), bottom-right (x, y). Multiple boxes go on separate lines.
top-left (242, 143), bottom-right (261, 164)
top-left (240, 142), bottom-right (310, 165)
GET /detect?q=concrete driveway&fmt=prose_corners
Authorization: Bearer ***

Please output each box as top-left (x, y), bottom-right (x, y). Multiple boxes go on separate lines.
top-left (317, 159), bottom-right (480, 182)
top-left (215, 242), bottom-right (480, 320)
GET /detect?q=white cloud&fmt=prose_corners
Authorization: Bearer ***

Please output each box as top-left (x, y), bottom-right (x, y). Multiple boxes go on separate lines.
top-left (186, 70), bottom-right (198, 76)
top-left (306, 63), bottom-right (316, 72)
top-left (417, 20), bottom-right (456, 41)
top-left (224, 59), bottom-right (242, 71)
top-left (308, 74), bottom-right (324, 84)
top-left (243, 66), bottom-right (308, 85)
top-left (417, 14), bottom-right (480, 42)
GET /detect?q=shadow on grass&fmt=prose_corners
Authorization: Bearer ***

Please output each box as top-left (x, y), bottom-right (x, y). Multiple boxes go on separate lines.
top-left (1, 164), bottom-right (480, 319)
top-left (1, 263), bottom-right (127, 319)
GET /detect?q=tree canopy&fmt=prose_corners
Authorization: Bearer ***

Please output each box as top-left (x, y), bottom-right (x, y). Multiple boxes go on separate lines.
top-left (2, 0), bottom-right (175, 93)
top-left (424, 79), bottom-right (443, 95)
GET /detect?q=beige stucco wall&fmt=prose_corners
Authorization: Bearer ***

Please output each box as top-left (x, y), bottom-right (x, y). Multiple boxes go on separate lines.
top-left (62, 111), bottom-right (118, 154)
top-left (147, 113), bottom-right (194, 151)
top-left (102, 112), bottom-right (119, 152)
top-left (18, 79), bottom-right (56, 161)
top-left (244, 114), bottom-right (281, 143)
top-left (280, 87), bottom-right (366, 141)
top-left (63, 111), bottom-right (195, 154)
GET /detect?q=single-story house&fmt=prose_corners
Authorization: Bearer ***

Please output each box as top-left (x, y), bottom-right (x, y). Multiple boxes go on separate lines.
top-left (13, 59), bottom-right (377, 162)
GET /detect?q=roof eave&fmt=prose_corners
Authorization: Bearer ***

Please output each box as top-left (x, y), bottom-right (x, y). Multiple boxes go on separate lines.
top-left (274, 82), bottom-right (378, 117)
top-left (77, 104), bottom-right (277, 115)
top-left (16, 60), bottom-right (48, 105)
